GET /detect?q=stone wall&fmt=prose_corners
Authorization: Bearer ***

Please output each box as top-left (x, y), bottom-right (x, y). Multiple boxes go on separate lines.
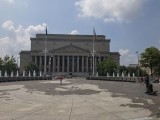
top-left (30, 34), bottom-right (110, 53)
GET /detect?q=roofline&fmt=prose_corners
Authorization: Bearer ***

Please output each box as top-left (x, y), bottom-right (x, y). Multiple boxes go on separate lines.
top-left (35, 33), bottom-right (105, 37)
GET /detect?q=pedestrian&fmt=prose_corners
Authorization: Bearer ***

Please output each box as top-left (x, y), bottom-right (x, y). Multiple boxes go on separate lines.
top-left (59, 75), bottom-right (63, 85)
top-left (159, 76), bottom-right (160, 85)
top-left (144, 74), bottom-right (150, 93)
top-left (141, 77), bottom-right (144, 85)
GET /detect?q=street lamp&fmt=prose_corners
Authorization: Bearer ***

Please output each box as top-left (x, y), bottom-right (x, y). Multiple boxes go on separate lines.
top-left (91, 51), bottom-right (95, 76)
top-left (88, 54), bottom-right (92, 75)
top-left (136, 51), bottom-right (140, 77)
top-left (44, 26), bottom-right (48, 76)
top-left (17, 56), bottom-right (20, 68)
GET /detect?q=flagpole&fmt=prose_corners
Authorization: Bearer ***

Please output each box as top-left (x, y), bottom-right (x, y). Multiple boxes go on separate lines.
top-left (44, 26), bottom-right (47, 76)
top-left (92, 28), bottom-right (95, 76)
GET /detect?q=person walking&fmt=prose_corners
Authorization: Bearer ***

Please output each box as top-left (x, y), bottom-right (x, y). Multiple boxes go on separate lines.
top-left (59, 75), bottom-right (64, 85)
top-left (144, 74), bottom-right (157, 96)
top-left (144, 74), bottom-right (150, 93)
top-left (141, 77), bottom-right (144, 85)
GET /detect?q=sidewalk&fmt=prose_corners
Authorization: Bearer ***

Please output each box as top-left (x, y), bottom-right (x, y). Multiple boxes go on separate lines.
top-left (0, 78), bottom-right (159, 120)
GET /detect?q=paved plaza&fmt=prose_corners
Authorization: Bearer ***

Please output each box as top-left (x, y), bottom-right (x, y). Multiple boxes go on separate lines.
top-left (0, 78), bottom-right (160, 120)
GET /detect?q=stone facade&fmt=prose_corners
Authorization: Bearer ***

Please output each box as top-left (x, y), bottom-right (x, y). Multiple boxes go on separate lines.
top-left (20, 34), bottom-right (120, 76)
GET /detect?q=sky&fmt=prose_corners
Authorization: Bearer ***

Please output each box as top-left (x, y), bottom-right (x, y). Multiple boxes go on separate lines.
top-left (0, 0), bottom-right (160, 66)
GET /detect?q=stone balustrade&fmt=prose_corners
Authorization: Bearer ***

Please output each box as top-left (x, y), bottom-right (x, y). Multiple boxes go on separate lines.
top-left (86, 76), bottom-right (138, 82)
top-left (0, 76), bottom-right (52, 83)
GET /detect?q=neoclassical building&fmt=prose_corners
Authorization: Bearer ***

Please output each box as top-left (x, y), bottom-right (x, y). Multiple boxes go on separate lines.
top-left (20, 34), bottom-right (120, 76)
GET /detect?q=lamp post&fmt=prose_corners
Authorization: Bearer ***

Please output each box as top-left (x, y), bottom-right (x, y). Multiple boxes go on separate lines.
top-left (88, 54), bottom-right (92, 75)
top-left (92, 28), bottom-right (96, 76)
top-left (136, 51), bottom-right (140, 78)
top-left (17, 56), bottom-right (20, 68)
top-left (92, 51), bottom-right (95, 76)
top-left (44, 26), bottom-right (48, 76)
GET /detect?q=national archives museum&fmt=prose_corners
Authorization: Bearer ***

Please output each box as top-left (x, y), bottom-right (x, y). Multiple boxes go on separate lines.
top-left (20, 34), bottom-right (120, 76)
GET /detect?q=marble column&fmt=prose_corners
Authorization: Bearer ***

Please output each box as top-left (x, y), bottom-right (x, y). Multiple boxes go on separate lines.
top-left (52, 55), bottom-right (55, 72)
top-left (86, 56), bottom-right (88, 72)
top-left (62, 56), bottom-right (64, 72)
top-left (39, 56), bottom-right (42, 71)
top-left (57, 56), bottom-right (60, 72)
top-left (90, 57), bottom-right (93, 74)
top-left (35, 56), bottom-right (37, 65)
top-left (72, 56), bottom-right (74, 72)
top-left (82, 56), bottom-right (84, 72)
top-left (67, 56), bottom-right (69, 72)
top-left (77, 56), bottom-right (79, 72)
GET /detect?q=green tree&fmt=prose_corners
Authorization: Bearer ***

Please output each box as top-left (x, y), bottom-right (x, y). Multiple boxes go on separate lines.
top-left (119, 65), bottom-right (146, 77)
top-left (119, 65), bottom-right (128, 76)
top-left (154, 66), bottom-right (160, 75)
top-left (0, 55), bottom-right (17, 75)
top-left (25, 63), bottom-right (39, 75)
top-left (97, 57), bottom-right (118, 76)
top-left (140, 47), bottom-right (160, 76)
top-left (0, 57), bottom-right (4, 75)
top-left (0, 57), bottom-right (3, 68)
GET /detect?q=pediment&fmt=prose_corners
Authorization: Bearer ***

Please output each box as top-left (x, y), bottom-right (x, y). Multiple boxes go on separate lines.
top-left (52, 44), bottom-right (89, 53)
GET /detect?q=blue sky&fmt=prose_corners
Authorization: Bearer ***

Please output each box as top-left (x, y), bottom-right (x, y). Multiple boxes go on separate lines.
top-left (0, 0), bottom-right (160, 65)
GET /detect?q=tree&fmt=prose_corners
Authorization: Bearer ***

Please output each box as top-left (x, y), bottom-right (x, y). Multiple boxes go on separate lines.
top-left (0, 55), bottom-right (17, 76)
top-left (154, 66), bottom-right (160, 75)
top-left (119, 65), bottom-right (128, 76)
top-left (140, 47), bottom-right (160, 76)
top-left (0, 57), bottom-right (3, 68)
top-left (119, 65), bottom-right (146, 77)
top-left (97, 57), bottom-right (118, 76)
top-left (25, 63), bottom-right (39, 75)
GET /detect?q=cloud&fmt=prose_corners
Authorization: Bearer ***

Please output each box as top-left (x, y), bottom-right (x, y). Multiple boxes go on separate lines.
top-left (2, 20), bottom-right (15, 31)
top-left (0, 37), bottom-right (10, 57)
top-left (69, 30), bottom-right (79, 34)
top-left (2, 0), bottom-right (28, 7)
top-left (25, 23), bottom-right (47, 36)
top-left (0, 20), bottom-right (47, 58)
top-left (75, 0), bottom-right (148, 23)
top-left (119, 49), bottom-right (129, 56)
top-left (123, 54), bottom-right (138, 65)
top-left (104, 18), bottom-right (116, 23)
top-left (119, 48), bottom-right (138, 66)
top-left (4, 0), bottom-right (15, 4)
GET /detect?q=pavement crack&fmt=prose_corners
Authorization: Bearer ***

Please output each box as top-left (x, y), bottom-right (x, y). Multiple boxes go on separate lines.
top-left (69, 98), bottom-right (74, 120)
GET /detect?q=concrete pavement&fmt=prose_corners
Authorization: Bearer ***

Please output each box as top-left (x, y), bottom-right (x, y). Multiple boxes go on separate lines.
top-left (0, 78), bottom-right (160, 120)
